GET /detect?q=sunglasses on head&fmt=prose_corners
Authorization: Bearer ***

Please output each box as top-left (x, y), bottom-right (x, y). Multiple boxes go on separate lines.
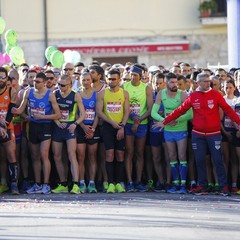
top-left (46, 77), bottom-right (54, 80)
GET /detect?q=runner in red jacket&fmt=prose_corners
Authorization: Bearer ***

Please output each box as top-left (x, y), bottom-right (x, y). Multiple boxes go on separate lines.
top-left (153, 73), bottom-right (240, 196)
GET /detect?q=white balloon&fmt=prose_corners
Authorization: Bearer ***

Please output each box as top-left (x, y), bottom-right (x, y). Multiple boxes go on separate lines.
top-left (71, 50), bottom-right (81, 64)
top-left (63, 49), bottom-right (73, 63)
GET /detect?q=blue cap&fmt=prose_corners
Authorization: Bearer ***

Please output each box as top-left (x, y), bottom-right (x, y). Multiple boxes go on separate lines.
top-left (130, 66), bottom-right (142, 75)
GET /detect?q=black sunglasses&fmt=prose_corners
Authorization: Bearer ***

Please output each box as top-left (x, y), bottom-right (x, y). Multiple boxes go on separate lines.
top-left (58, 83), bottom-right (70, 87)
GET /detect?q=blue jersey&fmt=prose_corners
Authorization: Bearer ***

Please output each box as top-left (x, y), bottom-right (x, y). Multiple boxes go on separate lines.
top-left (28, 88), bottom-right (52, 123)
top-left (81, 91), bottom-right (97, 125)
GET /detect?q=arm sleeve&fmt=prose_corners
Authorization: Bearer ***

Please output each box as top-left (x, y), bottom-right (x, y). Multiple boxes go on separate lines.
top-left (5, 102), bottom-right (16, 125)
top-left (151, 103), bottom-right (164, 122)
top-left (176, 108), bottom-right (193, 122)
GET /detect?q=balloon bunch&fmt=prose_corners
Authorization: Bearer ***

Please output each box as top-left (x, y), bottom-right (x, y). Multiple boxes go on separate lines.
top-left (0, 16), bottom-right (25, 66)
top-left (45, 47), bottom-right (81, 68)
top-left (0, 17), bottom-right (22, 66)
top-left (45, 46), bottom-right (64, 68)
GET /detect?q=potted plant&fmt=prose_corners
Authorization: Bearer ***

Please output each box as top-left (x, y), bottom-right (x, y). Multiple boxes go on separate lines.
top-left (199, 0), bottom-right (218, 17)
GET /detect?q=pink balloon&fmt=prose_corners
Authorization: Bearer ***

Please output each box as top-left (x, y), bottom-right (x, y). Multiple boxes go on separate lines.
top-left (3, 53), bottom-right (11, 64)
top-left (0, 53), bottom-right (4, 66)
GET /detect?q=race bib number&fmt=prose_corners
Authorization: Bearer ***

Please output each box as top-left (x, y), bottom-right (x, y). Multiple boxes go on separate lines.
top-left (60, 109), bottom-right (69, 120)
top-left (0, 110), bottom-right (7, 119)
top-left (130, 104), bottom-right (140, 115)
top-left (224, 116), bottom-right (234, 128)
top-left (85, 109), bottom-right (95, 121)
top-left (106, 102), bottom-right (122, 113)
top-left (31, 107), bottom-right (45, 116)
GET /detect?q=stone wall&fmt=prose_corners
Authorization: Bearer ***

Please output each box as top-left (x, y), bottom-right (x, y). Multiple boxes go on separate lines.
top-left (20, 34), bottom-right (228, 69)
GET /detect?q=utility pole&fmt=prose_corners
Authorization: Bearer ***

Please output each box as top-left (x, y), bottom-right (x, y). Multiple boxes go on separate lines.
top-left (227, 0), bottom-right (240, 68)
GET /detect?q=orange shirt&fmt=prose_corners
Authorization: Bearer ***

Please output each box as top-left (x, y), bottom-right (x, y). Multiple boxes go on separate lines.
top-left (0, 86), bottom-right (14, 130)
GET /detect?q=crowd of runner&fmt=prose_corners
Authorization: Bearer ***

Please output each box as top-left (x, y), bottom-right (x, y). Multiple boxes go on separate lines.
top-left (0, 59), bottom-right (240, 196)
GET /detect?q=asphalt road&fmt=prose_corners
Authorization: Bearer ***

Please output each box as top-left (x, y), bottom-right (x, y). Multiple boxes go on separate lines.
top-left (0, 192), bottom-right (240, 240)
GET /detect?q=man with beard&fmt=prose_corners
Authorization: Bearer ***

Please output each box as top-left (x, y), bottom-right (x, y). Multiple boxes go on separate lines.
top-left (151, 72), bottom-right (193, 194)
top-left (26, 70), bottom-right (37, 88)
top-left (0, 67), bottom-right (19, 194)
top-left (45, 70), bottom-right (56, 91)
top-left (88, 64), bottom-right (108, 192)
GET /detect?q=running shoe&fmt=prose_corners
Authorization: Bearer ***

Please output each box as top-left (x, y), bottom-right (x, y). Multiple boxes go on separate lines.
top-left (126, 182), bottom-right (135, 193)
top-left (70, 184), bottom-right (80, 194)
top-left (135, 182), bottom-right (148, 192)
top-left (107, 183), bottom-right (115, 193)
top-left (27, 183), bottom-right (43, 194)
top-left (147, 179), bottom-right (154, 191)
top-left (167, 185), bottom-right (179, 194)
top-left (206, 184), bottom-right (215, 194)
top-left (164, 183), bottom-right (171, 192)
top-left (103, 181), bottom-right (109, 193)
top-left (178, 185), bottom-right (187, 194)
top-left (79, 182), bottom-right (87, 193)
top-left (215, 185), bottom-right (231, 197)
top-left (11, 182), bottom-right (19, 195)
top-left (189, 183), bottom-right (197, 194)
top-left (115, 183), bottom-right (126, 193)
top-left (192, 186), bottom-right (209, 195)
top-left (52, 184), bottom-right (68, 193)
top-left (88, 182), bottom-right (97, 193)
top-left (42, 184), bottom-right (51, 194)
top-left (154, 181), bottom-right (165, 193)
top-left (0, 184), bottom-right (9, 193)
top-left (20, 179), bottom-right (31, 193)
top-left (231, 186), bottom-right (239, 194)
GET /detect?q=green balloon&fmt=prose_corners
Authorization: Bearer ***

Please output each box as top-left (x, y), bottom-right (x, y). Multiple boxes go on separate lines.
top-left (45, 46), bottom-right (57, 62)
top-left (5, 43), bottom-right (16, 55)
top-left (0, 17), bottom-right (6, 34)
top-left (9, 46), bottom-right (24, 66)
top-left (51, 50), bottom-right (64, 68)
top-left (5, 43), bottom-right (14, 55)
top-left (5, 29), bottom-right (18, 45)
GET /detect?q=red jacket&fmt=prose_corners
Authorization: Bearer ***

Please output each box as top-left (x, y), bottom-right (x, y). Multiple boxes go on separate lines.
top-left (163, 89), bottom-right (240, 136)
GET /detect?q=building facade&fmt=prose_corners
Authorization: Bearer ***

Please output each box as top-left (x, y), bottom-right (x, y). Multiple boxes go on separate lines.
top-left (0, 0), bottom-right (228, 68)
